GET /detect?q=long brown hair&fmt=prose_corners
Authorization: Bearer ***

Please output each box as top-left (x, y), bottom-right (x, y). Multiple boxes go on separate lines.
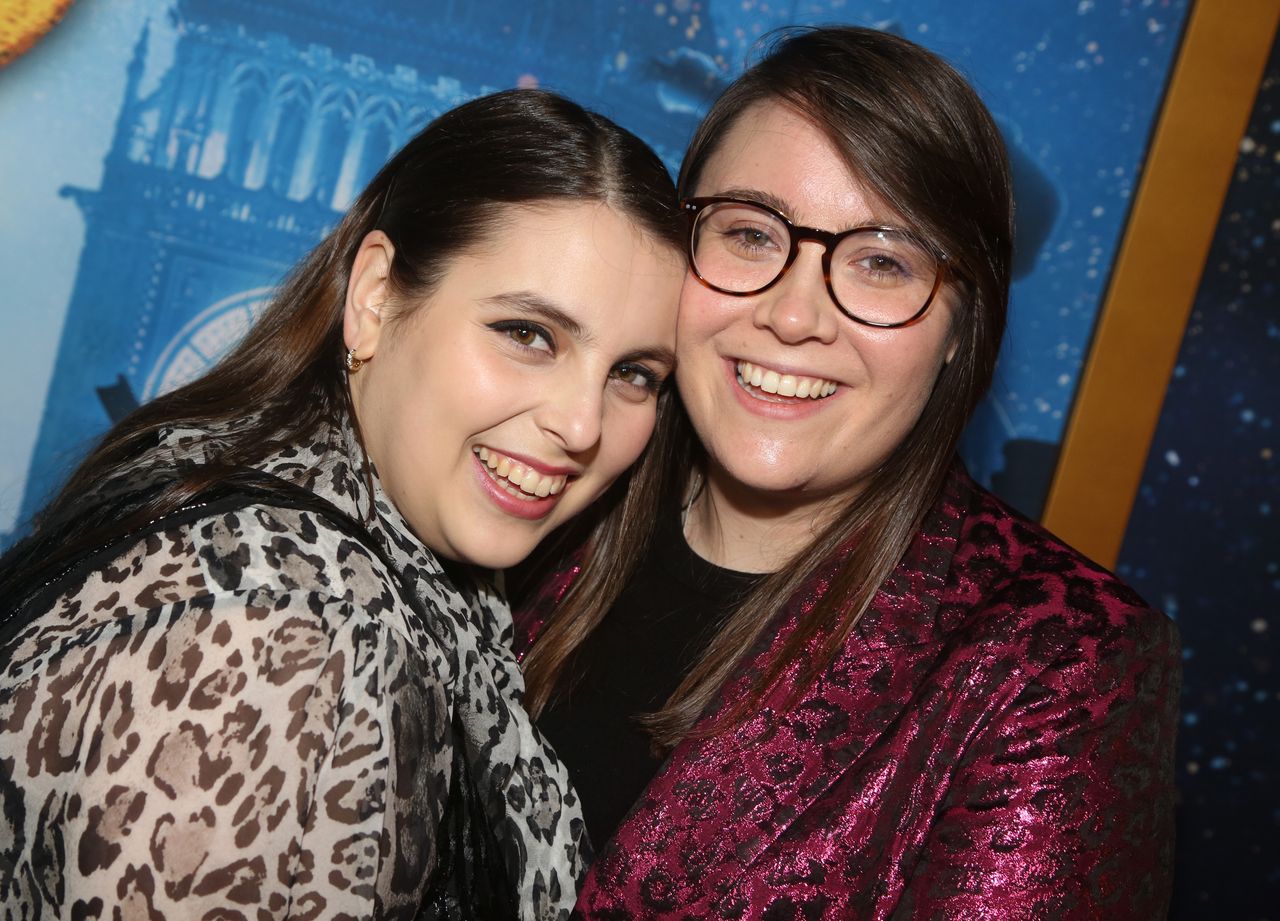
top-left (523, 26), bottom-right (1013, 751)
top-left (6, 89), bottom-right (684, 585)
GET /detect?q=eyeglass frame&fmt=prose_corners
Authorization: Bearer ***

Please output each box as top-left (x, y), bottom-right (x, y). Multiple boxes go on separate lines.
top-left (680, 196), bottom-right (949, 329)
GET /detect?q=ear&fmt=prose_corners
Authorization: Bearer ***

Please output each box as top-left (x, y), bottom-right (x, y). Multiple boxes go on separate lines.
top-left (941, 290), bottom-right (963, 366)
top-left (343, 230), bottom-right (395, 362)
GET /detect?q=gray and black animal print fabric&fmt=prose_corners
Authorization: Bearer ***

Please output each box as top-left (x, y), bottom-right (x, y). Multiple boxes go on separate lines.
top-left (0, 416), bottom-right (589, 919)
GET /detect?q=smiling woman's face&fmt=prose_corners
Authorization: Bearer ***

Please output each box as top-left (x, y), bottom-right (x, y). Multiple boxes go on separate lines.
top-left (677, 102), bottom-right (958, 523)
top-left (345, 201), bottom-right (683, 569)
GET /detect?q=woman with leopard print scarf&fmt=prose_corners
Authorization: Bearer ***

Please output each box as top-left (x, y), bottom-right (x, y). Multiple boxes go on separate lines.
top-left (0, 89), bottom-right (684, 919)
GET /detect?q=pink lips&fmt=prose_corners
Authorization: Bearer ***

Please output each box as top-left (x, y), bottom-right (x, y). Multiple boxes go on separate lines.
top-left (724, 358), bottom-right (838, 419)
top-left (471, 452), bottom-right (568, 521)
top-left (486, 448), bottom-right (578, 478)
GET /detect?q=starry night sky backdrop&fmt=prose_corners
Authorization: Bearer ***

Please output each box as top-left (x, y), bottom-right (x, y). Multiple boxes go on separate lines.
top-left (1117, 35), bottom-right (1280, 921)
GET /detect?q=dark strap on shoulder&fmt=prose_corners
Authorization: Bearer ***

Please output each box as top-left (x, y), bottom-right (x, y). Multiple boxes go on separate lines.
top-left (0, 471), bottom-right (401, 653)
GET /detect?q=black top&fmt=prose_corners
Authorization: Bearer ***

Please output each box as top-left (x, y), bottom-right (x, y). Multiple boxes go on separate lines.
top-left (536, 496), bottom-right (761, 846)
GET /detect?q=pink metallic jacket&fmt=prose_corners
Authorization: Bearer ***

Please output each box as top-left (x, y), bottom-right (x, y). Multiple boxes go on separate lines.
top-left (517, 466), bottom-right (1180, 920)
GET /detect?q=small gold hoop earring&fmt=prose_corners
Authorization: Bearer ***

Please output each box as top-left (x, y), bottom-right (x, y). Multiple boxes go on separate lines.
top-left (345, 348), bottom-right (365, 373)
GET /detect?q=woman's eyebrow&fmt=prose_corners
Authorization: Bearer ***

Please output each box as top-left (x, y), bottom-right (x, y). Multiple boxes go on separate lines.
top-left (482, 292), bottom-right (590, 342)
top-left (716, 186), bottom-right (898, 232)
top-left (716, 187), bottom-right (793, 216)
top-left (621, 345), bottom-right (677, 369)
top-left (486, 291), bottom-right (674, 368)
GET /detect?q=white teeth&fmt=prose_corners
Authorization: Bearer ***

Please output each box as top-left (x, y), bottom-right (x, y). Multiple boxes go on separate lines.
top-left (735, 361), bottom-right (837, 401)
top-left (473, 447), bottom-right (568, 499)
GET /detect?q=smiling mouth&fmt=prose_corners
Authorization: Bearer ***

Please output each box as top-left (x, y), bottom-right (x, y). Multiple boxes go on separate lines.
top-left (735, 360), bottom-right (838, 401)
top-left (473, 447), bottom-right (569, 500)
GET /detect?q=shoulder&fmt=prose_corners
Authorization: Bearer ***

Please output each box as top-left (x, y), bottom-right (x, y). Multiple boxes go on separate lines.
top-left (110, 423), bottom-right (400, 611)
top-left (183, 499), bottom-right (398, 609)
top-left (944, 475), bottom-right (1179, 680)
top-left (6, 496), bottom-right (422, 679)
top-left (3, 497), bottom-right (452, 776)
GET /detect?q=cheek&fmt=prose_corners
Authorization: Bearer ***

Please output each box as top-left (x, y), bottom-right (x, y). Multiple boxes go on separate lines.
top-left (874, 346), bottom-right (934, 392)
top-left (675, 281), bottom-right (728, 358)
top-left (864, 344), bottom-right (950, 435)
top-left (859, 307), bottom-right (953, 388)
top-left (369, 338), bottom-right (508, 480)
top-left (425, 339), bottom-right (524, 427)
top-left (599, 403), bottom-right (659, 475)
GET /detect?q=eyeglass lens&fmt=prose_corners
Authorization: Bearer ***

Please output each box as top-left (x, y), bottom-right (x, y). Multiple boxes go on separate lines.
top-left (690, 201), bottom-right (939, 325)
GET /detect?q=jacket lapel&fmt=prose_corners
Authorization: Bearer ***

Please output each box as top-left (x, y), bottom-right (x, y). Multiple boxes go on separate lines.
top-left (584, 471), bottom-right (973, 913)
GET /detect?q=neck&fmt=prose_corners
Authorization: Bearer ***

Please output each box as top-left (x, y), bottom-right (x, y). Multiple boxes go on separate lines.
top-left (683, 464), bottom-right (847, 573)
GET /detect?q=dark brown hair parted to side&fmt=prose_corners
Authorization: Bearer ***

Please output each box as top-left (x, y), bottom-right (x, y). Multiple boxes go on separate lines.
top-left (522, 26), bottom-right (1014, 751)
top-left (3, 88), bottom-right (684, 590)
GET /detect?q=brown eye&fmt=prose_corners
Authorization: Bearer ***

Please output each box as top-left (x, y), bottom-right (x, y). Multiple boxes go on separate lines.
top-left (509, 325), bottom-right (539, 346)
top-left (610, 363), bottom-right (662, 397)
top-left (488, 320), bottom-right (554, 354)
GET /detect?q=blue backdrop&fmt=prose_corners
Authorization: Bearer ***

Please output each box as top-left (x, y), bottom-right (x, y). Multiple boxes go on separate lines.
top-left (9, 2), bottom-right (1278, 918)
top-left (0, 0), bottom-right (1190, 537)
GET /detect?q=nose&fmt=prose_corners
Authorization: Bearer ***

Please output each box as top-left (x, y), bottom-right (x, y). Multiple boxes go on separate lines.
top-left (536, 372), bottom-right (604, 457)
top-left (751, 242), bottom-right (840, 345)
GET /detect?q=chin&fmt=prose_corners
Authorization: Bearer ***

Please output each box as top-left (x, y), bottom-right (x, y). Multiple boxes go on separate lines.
top-left (716, 461), bottom-right (812, 496)
top-left (434, 528), bottom-right (538, 572)
top-left (457, 545), bottom-right (534, 572)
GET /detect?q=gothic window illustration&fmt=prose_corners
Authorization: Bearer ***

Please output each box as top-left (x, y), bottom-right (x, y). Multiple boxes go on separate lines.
top-left (266, 77), bottom-right (313, 198)
top-left (311, 90), bottom-right (355, 210)
top-left (224, 66), bottom-right (269, 187)
top-left (353, 97), bottom-right (400, 198)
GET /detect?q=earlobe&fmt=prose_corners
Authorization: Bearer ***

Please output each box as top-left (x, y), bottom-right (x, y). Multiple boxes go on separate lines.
top-left (943, 308), bottom-right (962, 366)
top-left (945, 336), bottom-right (959, 365)
top-left (343, 230), bottom-right (395, 362)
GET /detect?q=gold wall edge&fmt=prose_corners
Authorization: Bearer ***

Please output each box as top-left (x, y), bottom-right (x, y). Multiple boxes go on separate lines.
top-left (1041, 0), bottom-right (1280, 570)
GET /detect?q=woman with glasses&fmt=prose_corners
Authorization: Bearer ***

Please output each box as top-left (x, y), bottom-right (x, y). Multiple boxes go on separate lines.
top-left (517, 27), bottom-right (1179, 919)
top-left (0, 89), bottom-right (684, 918)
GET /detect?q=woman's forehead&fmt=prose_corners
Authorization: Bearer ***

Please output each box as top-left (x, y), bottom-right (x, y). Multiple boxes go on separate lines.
top-left (696, 104), bottom-right (905, 232)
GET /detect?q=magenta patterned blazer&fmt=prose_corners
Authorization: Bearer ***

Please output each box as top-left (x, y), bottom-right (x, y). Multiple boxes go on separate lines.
top-left (516, 465), bottom-right (1180, 920)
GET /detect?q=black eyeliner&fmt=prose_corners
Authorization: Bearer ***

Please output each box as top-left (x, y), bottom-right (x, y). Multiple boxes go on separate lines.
top-left (486, 319), bottom-right (555, 354)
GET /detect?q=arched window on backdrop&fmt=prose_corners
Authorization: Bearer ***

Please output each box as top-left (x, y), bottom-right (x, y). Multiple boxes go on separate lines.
top-left (310, 90), bottom-right (355, 211)
top-left (266, 78), bottom-right (313, 199)
top-left (224, 66), bottom-right (269, 188)
top-left (354, 99), bottom-right (399, 195)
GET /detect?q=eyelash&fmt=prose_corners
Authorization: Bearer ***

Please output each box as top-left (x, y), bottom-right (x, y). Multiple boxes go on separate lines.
top-left (612, 363), bottom-right (665, 396)
top-left (489, 320), bottom-right (665, 397)
top-left (489, 320), bottom-right (554, 354)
